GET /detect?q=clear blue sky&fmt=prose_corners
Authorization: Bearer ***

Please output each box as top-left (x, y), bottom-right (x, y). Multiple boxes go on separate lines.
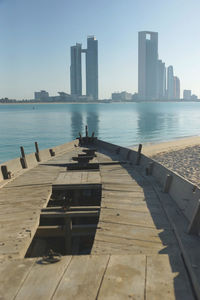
top-left (1, 0), bottom-right (200, 99)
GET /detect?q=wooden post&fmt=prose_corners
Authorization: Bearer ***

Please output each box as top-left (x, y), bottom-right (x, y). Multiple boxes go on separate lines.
top-left (20, 146), bottom-right (28, 168)
top-left (148, 162), bottom-right (154, 175)
top-left (146, 162), bottom-right (154, 176)
top-left (20, 146), bottom-right (25, 158)
top-left (136, 144), bottom-right (142, 165)
top-left (35, 142), bottom-right (39, 153)
top-left (163, 174), bottom-right (173, 193)
top-left (49, 149), bottom-right (55, 157)
top-left (65, 217), bottom-right (72, 254)
top-left (126, 150), bottom-right (131, 160)
top-left (1, 165), bottom-right (11, 179)
top-left (188, 200), bottom-right (200, 235)
top-left (79, 132), bottom-right (83, 146)
top-left (85, 125), bottom-right (88, 137)
top-left (35, 142), bottom-right (41, 162)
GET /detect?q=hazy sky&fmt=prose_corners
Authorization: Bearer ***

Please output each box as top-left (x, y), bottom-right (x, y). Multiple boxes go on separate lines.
top-left (1, 0), bottom-right (200, 99)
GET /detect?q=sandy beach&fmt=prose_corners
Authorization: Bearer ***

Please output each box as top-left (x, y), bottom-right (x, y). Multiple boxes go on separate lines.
top-left (132, 136), bottom-right (200, 186)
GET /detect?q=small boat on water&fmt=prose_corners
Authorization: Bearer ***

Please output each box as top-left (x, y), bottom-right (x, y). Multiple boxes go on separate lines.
top-left (0, 127), bottom-right (200, 299)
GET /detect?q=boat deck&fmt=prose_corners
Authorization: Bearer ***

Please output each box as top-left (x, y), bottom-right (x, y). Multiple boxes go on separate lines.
top-left (0, 145), bottom-right (197, 299)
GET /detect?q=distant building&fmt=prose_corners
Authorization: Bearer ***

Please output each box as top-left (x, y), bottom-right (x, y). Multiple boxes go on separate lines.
top-left (157, 60), bottom-right (166, 99)
top-left (57, 92), bottom-right (73, 102)
top-left (112, 91), bottom-right (132, 101)
top-left (167, 66), bottom-right (174, 99)
top-left (191, 94), bottom-right (198, 100)
top-left (183, 90), bottom-right (192, 100)
top-left (138, 31), bottom-right (158, 100)
top-left (132, 93), bottom-right (139, 100)
top-left (174, 76), bottom-right (180, 99)
top-left (34, 90), bottom-right (49, 101)
top-left (70, 43), bottom-right (82, 96)
top-left (86, 36), bottom-right (98, 100)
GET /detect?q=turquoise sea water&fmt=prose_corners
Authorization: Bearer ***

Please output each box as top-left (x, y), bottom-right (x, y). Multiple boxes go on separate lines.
top-left (0, 102), bottom-right (200, 163)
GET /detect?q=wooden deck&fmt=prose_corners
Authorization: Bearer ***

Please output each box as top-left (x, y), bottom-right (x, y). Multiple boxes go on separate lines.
top-left (0, 145), bottom-right (197, 299)
top-left (53, 170), bottom-right (101, 190)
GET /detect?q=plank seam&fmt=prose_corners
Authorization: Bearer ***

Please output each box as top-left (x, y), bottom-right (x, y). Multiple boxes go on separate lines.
top-left (50, 255), bottom-right (73, 300)
top-left (13, 258), bottom-right (36, 300)
top-left (95, 233), bottom-right (165, 245)
top-left (144, 255), bottom-right (147, 300)
top-left (99, 219), bottom-right (168, 229)
top-left (101, 207), bottom-right (150, 213)
top-left (95, 255), bottom-right (111, 300)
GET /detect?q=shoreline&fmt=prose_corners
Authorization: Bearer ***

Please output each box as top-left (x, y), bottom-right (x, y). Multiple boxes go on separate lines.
top-left (1, 100), bottom-right (200, 105)
top-left (131, 136), bottom-right (200, 157)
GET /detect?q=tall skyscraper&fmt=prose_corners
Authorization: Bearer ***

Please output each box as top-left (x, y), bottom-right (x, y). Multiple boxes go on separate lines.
top-left (157, 60), bottom-right (166, 99)
top-left (167, 66), bottom-right (174, 99)
top-left (138, 31), bottom-right (158, 100)
top-left (70, 36), bottom-right (98, 100)
top-left (86, 36), bottom-right (98, 100)
top-left (70, 43), bottom-right (82, 96)
top-left (174, 76), bottom-right (180, 99)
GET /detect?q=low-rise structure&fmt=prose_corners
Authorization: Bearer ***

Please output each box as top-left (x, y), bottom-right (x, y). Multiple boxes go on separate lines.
top-left (183, 90), bottom-right (192, 100)
top-left (34, 90), bottom-right (49, 101)
top-left (112, 91), bottom-right (132, 101)
top-left (191, 94), bottom-right (198, 101)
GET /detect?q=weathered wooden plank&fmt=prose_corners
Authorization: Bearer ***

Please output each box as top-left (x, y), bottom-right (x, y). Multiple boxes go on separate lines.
top-left (52, 255), bottom-right (109, 300)
top-left (93, 233), bottom-right (174, 253)
top-left (15, 256), bottom-right (72, 300)
top-left (97, 221), bottom-right (177, 246)
top-left (53, 183), bottom-right (101, 190)
top-left (92, 240), bottom-right (166, 255)
top-left (101, 201), bottom-right (162, 213)
top-left (146, 255), bottom-right (194, 300)
top-left (100, 207), bottom-right (170, 229)
top-left (41, 206), bottom-right (100, 212)
top-left (53, 171), bottom-right (101, 189)
top-left (0, 258), bottom-right (35, 300)
top-left (37, 225), bottom-right (65, 237)
top-left (98, 255), bottom-right (146, 299)
top-left (40, 210), bottom-right (99, 218)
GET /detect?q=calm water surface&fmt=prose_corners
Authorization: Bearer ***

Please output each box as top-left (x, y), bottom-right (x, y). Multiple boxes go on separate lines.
top-left (0, 102), bottom-right (200, 163)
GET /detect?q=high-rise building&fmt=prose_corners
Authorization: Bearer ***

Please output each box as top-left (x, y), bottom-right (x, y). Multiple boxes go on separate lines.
top-left (174, 76), bottom-right (180, 99)
top-left (70, 43), bottom-right (82, 96)
top-left (138, 31), bottom-right (158, 100)
top-left (157, 60), bottom-right (166, 99)
top-left (86, 36), bottom-right (98, 100)
top-left (70, 37), bottom-right (98, 100)
top-left (167, 66), bottom-right (174, 99)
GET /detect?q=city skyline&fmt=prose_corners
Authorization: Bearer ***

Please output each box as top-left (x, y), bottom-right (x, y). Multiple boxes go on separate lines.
top-left (138, 31), bottom-right (181, 101)
top-left (1, 0), bottom-right (200, 99)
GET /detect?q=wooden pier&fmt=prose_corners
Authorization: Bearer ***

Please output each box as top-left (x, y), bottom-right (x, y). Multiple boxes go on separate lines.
top-left (0, 139), bottom-right (199, 299)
